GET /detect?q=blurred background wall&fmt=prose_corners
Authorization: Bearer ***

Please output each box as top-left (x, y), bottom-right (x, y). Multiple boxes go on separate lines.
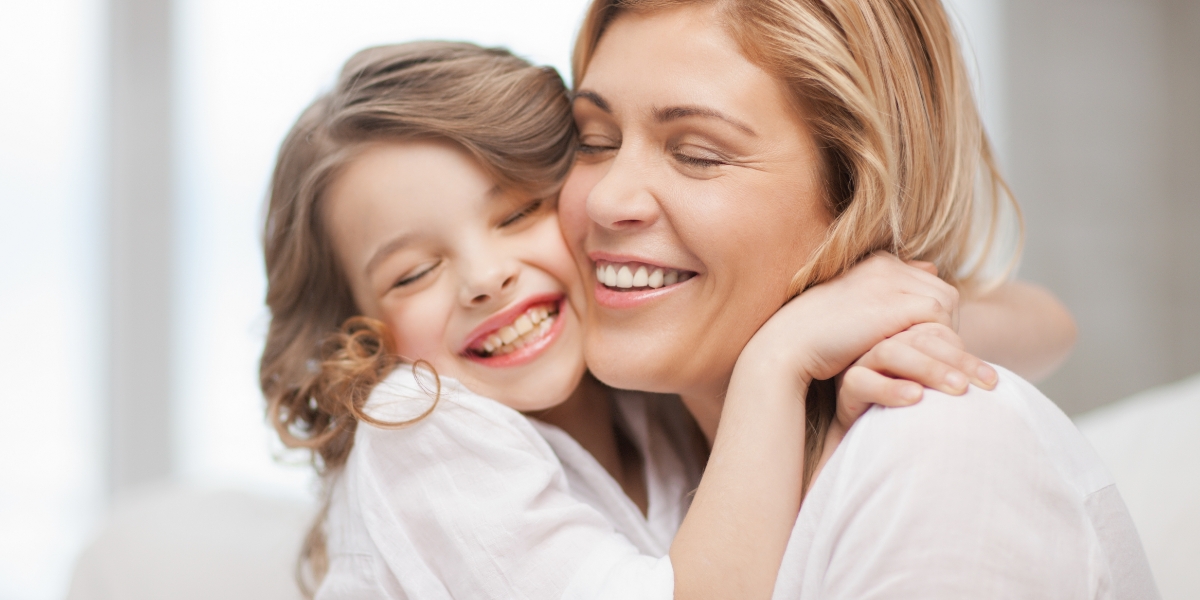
top-left (0, 0), bottom-right (1196, 598)
top-left (1008, 0), bottom-right (1200, 414)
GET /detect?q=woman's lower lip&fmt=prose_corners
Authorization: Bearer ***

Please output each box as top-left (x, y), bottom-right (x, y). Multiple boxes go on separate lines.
top-left (592, 278), bottom-right (690, 309)
top-left (464, 302), bottom-right (567, 368)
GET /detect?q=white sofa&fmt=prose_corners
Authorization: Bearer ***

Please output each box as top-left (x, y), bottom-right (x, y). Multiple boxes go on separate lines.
top-left (1074, 372), bottom-right (1200, 599)
top-left (65, 484), bottom-right (314, 600)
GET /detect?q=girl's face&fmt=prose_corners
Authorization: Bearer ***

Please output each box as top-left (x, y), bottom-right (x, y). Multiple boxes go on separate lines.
top-left (326, 140), bottom-right (586, 411)
top-left (560, 5), bottom-right (833, 402)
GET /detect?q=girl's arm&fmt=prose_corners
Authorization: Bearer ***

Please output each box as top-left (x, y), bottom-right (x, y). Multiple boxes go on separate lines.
top-left (670, 255), bottom-right (972, 600)
top-left (958, 280), bottom-right (1076, 382)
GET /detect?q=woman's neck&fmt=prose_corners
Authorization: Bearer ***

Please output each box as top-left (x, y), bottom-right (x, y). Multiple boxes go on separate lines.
top-left (679, 384), bottom-right (729, 448)
top-left (529, 373), bottom-right (648, 515)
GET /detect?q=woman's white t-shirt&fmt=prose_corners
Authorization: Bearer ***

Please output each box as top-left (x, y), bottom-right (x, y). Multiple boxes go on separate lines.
top-left (314, 367), bottom-right (699, 600)
top-left (770, 365), bottom-right (1159, 599)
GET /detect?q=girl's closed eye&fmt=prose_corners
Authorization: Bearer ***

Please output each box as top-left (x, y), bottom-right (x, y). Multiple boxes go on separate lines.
top-left (499, 198), bottom-right (548, 228)
top-left (392, 259), bottom-right (442, 289)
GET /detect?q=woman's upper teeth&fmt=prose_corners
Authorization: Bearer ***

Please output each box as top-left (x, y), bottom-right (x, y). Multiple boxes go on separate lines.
top-left (595, 261), bottom-right (690, 289)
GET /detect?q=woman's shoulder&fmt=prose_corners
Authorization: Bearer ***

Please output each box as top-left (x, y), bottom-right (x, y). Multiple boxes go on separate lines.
top-left (842, 364), bottom-right (1113, 500)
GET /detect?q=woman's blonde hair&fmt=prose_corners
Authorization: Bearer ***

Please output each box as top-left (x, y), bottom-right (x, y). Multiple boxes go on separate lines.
top-left (573, 0), bottom-right (1021, 493)
top-left (259, 41), bottom-right (575, 592)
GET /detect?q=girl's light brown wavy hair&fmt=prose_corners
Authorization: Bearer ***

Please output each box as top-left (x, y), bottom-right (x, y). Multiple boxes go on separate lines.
top-left (259, 41), bottom-right (575, 592)
top-left (573, 0), bottom-right (1022, 495)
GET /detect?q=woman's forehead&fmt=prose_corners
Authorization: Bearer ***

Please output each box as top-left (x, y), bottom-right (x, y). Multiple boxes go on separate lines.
top-left (579, 6), bottom-right (795, 127)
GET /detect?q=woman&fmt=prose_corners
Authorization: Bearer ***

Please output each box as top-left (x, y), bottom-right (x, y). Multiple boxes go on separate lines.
top-left (558, 0), bottom-right (1157, 597)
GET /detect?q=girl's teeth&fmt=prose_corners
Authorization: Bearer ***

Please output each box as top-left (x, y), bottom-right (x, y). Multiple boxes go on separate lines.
top-left (514, 314), bottom-right (534, 335)
top-left (604, 265), bottom-right (618, 287)
top-left (498, 325), bottom-right (519, 344)
top-left (648, 269), bottom-right (664, 288)
top-left (664, 270), bottom-right (679, 286)
top-left (632, 266), bottom-right (649, 287)
top-left (475, 305), bottom-right (558, 357)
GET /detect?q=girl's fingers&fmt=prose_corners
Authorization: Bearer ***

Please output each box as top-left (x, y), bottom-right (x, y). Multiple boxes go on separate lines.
top-left (898, 292), bottom-right (956, 329)
top-left (856, 338), bottom-right (971, 396)
top-left (906, 260), bottom-right (938, 276)
top-left (837, 365), bottom-right (923, 429)
top-left (897, 326), bottom-right (998, 389)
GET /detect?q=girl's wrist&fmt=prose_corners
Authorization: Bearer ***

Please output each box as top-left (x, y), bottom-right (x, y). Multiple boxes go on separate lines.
top-left (728, 333), bottom-right (816, 410)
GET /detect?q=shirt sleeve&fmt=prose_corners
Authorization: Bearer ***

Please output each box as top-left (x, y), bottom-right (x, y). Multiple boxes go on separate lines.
top-left (346, 370), bottom-right (673, 600)
top-left (785, 377), bottom-right (1103, 599)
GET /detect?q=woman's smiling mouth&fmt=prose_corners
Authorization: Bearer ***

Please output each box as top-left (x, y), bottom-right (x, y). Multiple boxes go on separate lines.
top-left (594, 260), bottom-right (696, 291)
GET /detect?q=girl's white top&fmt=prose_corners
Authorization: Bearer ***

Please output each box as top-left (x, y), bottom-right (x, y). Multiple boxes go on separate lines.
top-left (771, 365), bottom-right (1159, 599)
top-left (314, 366), bottom-right (701, 600)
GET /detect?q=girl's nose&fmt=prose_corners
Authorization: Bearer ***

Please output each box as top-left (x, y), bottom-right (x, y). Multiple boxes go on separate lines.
top-left (460, 260), bottom-right (519, 307)
top-left (586, 148), bottom-right (660, 232)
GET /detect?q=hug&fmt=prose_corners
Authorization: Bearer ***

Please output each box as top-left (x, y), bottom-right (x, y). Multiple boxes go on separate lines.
top-left (259, 0), bottom-right (1156, 598)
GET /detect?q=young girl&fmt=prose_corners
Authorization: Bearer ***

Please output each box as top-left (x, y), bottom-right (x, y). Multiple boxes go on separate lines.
top-left (260, 42), bottom-right (1070, 599)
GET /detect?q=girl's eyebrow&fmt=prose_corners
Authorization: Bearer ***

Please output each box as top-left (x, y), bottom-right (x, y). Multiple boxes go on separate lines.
top-left (366, 232), bottom-right (418, 276)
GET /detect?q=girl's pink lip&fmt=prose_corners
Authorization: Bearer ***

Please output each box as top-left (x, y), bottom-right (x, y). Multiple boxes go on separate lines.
top-left (459, 293), bottom-right (565, 354)
top-left (462, 303), bottom-right (567, 368)
top-left (592, 277), bottom-right (694, 309)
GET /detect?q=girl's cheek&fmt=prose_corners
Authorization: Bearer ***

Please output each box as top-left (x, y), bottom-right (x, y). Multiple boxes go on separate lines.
top-left (381, 296), bottom-right (453, 366)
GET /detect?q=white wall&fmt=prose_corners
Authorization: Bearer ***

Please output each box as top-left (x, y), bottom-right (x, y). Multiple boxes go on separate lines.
top-left (0, 2), bottom-right (105, 598)
top-left (1007, 0), bottom-right (1200, 414)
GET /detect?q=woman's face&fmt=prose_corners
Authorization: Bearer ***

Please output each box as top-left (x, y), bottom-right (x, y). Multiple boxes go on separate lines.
top-left (560, 4), bottom-right (833, 401)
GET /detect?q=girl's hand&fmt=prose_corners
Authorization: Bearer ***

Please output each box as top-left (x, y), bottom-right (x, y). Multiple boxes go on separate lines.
top-left (835, 322), bottom-right (999, 430)
top-left (736, 253), bottom-right (960, 391)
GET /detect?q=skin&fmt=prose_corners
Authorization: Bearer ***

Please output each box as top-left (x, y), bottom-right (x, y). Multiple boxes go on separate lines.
top-left (320, 136), bottom-right (983, 600)
top-left (562, 3), bottom-right (833, 431)
top-left (323, 139), bottom-right (591, 411)
top-left (560, 5), bottom-right (1018, 598)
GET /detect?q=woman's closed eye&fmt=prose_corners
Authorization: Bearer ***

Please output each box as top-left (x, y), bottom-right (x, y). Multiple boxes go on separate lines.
top-left (672, 144), bottom-right (728, 169)
top-left (392, 260), bottom-right (441, 289)
top-left (577, 134), bottom-right (619, 157)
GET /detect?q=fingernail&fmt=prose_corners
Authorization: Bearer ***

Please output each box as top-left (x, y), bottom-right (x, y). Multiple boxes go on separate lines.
top-left (945, 371), bottom-right (968, 391)
top-left (978, 364), bottom-right (998, 386)
top-left (901, 384), bottom-right (922, 402)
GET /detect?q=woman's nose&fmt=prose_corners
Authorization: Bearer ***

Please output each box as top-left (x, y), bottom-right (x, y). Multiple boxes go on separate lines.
top-left (459, 259), bottom-right (519, 307)
top-left (586, 147), bottom-right (660, 232)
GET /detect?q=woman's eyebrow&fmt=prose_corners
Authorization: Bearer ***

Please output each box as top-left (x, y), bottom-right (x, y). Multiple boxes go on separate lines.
top-left (572, 90), bottom-right (611, 113)
top-left (655, 105), bottom-right (757, 136)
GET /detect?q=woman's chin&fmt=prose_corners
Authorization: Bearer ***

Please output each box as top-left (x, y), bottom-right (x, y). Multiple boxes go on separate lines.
top-left (583, 336), bottom-right (683, 397)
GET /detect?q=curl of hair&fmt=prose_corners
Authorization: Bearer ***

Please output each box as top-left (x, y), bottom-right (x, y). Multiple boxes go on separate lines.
top-left (259, 42), bottom-right (574, 594)
top-left (574, 0), bottom-right (1023, 495)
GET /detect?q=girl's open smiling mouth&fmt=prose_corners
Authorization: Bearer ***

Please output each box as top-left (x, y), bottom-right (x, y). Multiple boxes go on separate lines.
top-left (461, 295), bottom-right (567, 367)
